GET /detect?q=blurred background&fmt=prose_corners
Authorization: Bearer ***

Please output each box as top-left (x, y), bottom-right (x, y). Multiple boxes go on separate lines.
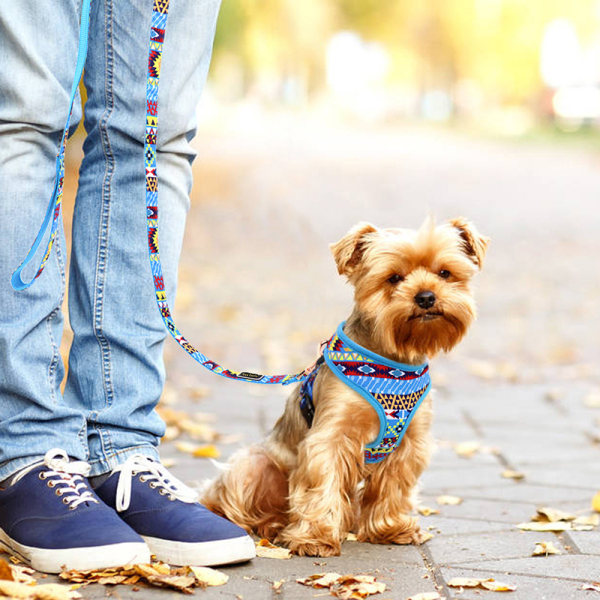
top-left (64, 0), bottom-right (600, 402)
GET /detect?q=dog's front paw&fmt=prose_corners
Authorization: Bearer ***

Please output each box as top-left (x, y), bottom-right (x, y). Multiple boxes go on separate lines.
top-left (357, 515), bottom-right (423, 546)
top-left (286, 540), bottom-right (341, 557)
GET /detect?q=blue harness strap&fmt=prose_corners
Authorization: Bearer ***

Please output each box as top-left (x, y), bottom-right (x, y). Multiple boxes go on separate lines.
top-left (300, 322), bottom-right (431, 464)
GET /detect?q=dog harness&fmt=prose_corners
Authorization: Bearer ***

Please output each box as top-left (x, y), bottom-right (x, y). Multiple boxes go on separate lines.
top-left (300, 322), bottom-right (431, 464)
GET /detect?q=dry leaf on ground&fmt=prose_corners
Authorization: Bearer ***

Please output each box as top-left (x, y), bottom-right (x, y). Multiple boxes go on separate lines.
top-left (517, 521), bottom-right (571, 532)
top-left (580, 582), bottom-right (600, 592)
top-left (574, 514), bottom-right (600, 527)
top-left (406, 593), bottom-right (442, 600)
top-left (175, 441), bottom-right (220, 459)
top-left (501, 470), bottom-right (525, 481)
top-left (584, 389), bottom-right (600, 408)
top-left (0, 580), bottom-right (80, 600)
top-left (60, 562), bottom-right (213, 594)
top-left (593, 492), bottom-right (600, 513)
top-left (255, 539), bottom-right (292, 560)
top-left (417, 506), bottom-right (440, 516)
top-left (533, 507), bottom-right (576, 522)
top-left (453, 441), bottom-right (481, 458)
top-left (532, 541), bottom-right (561, 556)
top-left (448, 577), bottom-right (516, 592)
top-left (436, 495), bottom-right (462, 506)
top-left (297, 573), bottom-right (386, 599)
top-left (0, 558), bottom-right (13, 581)
top-left (188, 566), bottom-right (229, 586)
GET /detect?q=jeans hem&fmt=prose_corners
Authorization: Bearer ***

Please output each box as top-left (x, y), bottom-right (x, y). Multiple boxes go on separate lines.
top-left (87, 443), bottom-right (160, 476)
top-left (0, 455), bottom-right (46, 483)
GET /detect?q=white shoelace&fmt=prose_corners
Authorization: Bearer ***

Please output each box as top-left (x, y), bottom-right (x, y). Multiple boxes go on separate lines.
top-left (114, 455), bottom-right (198, 512)
top-left (12, 448), bottom-right (98, 510)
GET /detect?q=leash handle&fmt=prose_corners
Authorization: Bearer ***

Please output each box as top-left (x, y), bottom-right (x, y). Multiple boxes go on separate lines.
top-left (145, 0), bottom-right (311, 385)
top-left (11, 0), bottom-right (92, 291)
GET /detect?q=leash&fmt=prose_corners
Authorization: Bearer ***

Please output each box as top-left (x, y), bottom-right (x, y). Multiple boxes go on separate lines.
top-left (12, 0), bottom-right (312, 386)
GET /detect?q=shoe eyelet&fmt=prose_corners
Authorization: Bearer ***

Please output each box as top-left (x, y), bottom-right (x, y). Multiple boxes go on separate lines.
top-left (168, 495), bottom-right (175, 501)
top-left (68, 506), bottom-right (76, 511)
top-left (38, 472), bottom-right (47, 480)
top-left (62, 498), bottom-right (69, 504)
top-left (55, 489), bottom-right (62, 496)
top-left (149, 482), bottom-right (157, 489)
top-left (158, 488), bottom-right (167, 495)
top-left (47, 481), bottom-right (55, 488)
top-left (139, 475), bottom-right (147, 483)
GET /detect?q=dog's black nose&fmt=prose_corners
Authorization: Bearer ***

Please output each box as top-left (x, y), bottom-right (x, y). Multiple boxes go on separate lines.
top-left (414, 290), bottom-right (436, 309)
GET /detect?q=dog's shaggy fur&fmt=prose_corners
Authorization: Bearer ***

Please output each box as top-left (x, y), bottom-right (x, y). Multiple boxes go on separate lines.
top-left (202, 217), bottom-right (489, 557)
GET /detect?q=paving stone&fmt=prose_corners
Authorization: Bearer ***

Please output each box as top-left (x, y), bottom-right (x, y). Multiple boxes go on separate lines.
top-left (440, 567), bottom-right (600, 600)
top-left (420, 515), bottom-right (515, 536)
top-left (567, 531), bottom-right (600, 555)
top-left (445, 554), bottom-right (600, 580)
top-left (421, 465), bottom-right (518, 492)
top-left (427, 529), bottom-right (558, 565)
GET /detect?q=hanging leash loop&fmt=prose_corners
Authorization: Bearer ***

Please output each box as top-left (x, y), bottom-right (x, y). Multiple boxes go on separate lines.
top-left (11, 0), bottom-right (92, 291)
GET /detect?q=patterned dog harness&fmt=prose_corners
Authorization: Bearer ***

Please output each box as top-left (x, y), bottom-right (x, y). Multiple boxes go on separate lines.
top-left (300, 323), bottom-right (431, 464)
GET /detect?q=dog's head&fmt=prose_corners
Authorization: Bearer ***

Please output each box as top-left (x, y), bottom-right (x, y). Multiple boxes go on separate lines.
top-left (331, 217), bottom-right (489, 361)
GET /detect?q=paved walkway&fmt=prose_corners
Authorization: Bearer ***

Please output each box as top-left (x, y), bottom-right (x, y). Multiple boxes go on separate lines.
top-left (35, 117), bottom-right (600, 598)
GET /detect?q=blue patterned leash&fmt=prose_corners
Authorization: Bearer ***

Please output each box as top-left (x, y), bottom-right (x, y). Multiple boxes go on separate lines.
top-left (145, 0), bottom-right (313, 385)
top-left (11, 0), bottom-right (92, 291)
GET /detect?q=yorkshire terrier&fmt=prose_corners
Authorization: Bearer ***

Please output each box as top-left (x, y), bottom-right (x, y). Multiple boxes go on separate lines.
top-left (202, 217), bottom-right (489, 557)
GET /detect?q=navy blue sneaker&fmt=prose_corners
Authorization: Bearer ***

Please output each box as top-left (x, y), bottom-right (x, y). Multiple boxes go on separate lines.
top-left (0, 449), bottom-right (150, 573)
top-left (94, 455), bottom-right (256, 566)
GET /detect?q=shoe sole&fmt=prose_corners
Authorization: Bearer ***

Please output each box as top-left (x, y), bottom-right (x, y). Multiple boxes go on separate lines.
top-left (0, 528), bottom-right (150, 574)
top-left (143, 534), bottom-right (256, 566)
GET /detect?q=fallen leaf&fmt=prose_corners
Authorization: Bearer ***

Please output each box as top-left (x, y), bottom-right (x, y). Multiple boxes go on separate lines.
top-left (533, 507), bottom-right (576, 522)
top-left (501, 470), bottom-right (525, 481)
top-left (298, 573), bottom-right (386, 599)
top-left (454, 441), bottom-right (481, 458)
top-left (406, 593), bottom-right (442, 600)
top-left (593, 491), bottom-right (600, 513)
top-left (0, 580), bottom-right (80, 599)
top-left (419, 532), bottom-right (435, 543)
top-left (448, 577), bottom-right (516, 592)
top-left (0, 559), bottom-right (13, 581)
top-left (480, 580), bottom-right (517, 592)
top-left (417, 506), bottom-right (440, 516)
top-left (436, 495), bottom-right (462, 506)
top-left (532, 541), bottom-right (561, 556)
top-left (574, 514), bottom-right (600, 527)
top-left (192, 444), bottom-right (220, 459)
top-left (189, 566), bottom-right (229, 587)
top-left (517, 521), bottom-right (571, 532)
top-left (271, 579), bottom-right (285, 593)
top-left (256, 539), bottom-right (292, 560)
top-left (580, 582), bottom-right (600, 592)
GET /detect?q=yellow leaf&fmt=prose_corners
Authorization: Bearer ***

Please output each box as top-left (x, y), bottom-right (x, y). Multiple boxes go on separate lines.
top-left (417, 506), bottom-right (440, 516)
top-left (532, 541), bottom-right (561, 556)
top-left (501, 470), bottom-right (525, 481)
top-left (436, 495), bottom-right (462, 505)
top-left (256, 540), bottom-right (292, 560)
top-left (454, 441), bottom-right (481, 458)
top-left (533, 507), bottom-right (576, 522)
top-left (189, 566), bottom-right (229, 586)
top-left (574, 514), bottom-right (599, 527)
top-left (192, 444), bottom-right (220, 459)
top-left (592, 491), bottom-right (600, 513)
top-left (297, 573), bottom-right (342, 587)
top-left (406, 593), bottom-right (442, 600)
top-left (517, 521), bottom-right (571, 532)
top-left (583, 389), bottom-right (600, 408)
top-left (480, 579), bottom-right (517, 592)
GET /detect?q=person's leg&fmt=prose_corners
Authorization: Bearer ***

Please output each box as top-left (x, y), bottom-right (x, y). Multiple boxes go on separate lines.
top-left (0, 0), bottom-right (87, 480)
top-left (0, 1), bottom-right (150, 572)
top-left (64, 0), bottom-right (217, 475)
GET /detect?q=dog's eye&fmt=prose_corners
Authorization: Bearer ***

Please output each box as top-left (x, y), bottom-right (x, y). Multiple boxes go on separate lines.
top-left (388, 274), bottom-right (404, 284)
top-left (438, 269), bottom-right (451, 279)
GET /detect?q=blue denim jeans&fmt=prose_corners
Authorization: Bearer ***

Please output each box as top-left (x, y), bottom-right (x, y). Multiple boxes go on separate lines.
top-left (0, 0), bottom-right (220, 478)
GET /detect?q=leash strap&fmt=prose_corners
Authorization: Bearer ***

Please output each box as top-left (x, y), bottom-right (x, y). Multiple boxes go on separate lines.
top-left (12, 0), bottom-right (313, 386)
top-left (11, 0), bottom-right (92, 291)
top-left (144, 0), bottom-right (311, 385)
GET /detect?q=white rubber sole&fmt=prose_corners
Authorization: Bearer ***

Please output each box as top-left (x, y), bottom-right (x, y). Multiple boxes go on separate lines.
top-left (0, 528), bottom-right (150, 574)
top-left (143, 534), bottom-right (256, 566)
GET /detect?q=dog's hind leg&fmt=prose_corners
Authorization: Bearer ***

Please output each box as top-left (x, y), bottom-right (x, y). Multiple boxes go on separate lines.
top-left (201, 445), bottom-right (289, 540)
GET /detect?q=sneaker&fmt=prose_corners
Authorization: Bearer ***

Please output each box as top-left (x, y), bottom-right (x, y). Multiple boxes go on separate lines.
top-left (0, 449), bottom-right (150, 573)
top-left (94, 455), bottom-right (256, 566)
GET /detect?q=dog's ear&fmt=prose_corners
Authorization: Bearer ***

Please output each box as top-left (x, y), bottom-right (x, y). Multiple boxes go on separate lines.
top-left (449, 217), bottom-right (490, 269)
top-left (330, 222), bottom-right (378, 277)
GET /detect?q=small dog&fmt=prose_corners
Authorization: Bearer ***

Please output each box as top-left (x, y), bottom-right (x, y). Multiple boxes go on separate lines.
top-left (202, 217), bottom-right (489, 557)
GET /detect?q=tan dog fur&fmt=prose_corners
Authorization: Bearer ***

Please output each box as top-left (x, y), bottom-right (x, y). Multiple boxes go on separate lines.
top-left (202, 217), bottom-right (489, 557)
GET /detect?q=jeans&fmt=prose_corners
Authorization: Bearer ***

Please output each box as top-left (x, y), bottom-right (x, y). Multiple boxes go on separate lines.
top-left (0, 0), bottom-right (220, 478)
